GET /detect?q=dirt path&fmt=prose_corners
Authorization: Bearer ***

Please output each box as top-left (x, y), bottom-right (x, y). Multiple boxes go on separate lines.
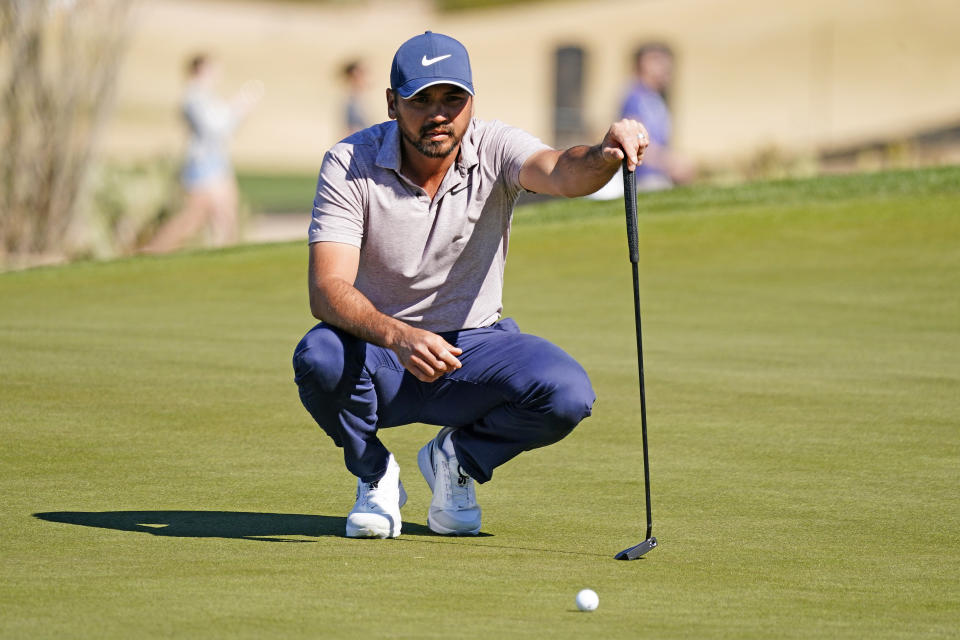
top-left (245, 213), bottom-right (308, 245)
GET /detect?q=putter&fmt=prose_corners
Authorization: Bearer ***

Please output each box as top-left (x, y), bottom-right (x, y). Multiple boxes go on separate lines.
top-left (615, 160), bottom-right (658, 561)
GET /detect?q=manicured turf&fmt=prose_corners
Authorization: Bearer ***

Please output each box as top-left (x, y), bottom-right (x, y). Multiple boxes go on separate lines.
top-left (2, 168), bottom-right (958, 638)
top-left (237, 171), bottom-right (319, 213)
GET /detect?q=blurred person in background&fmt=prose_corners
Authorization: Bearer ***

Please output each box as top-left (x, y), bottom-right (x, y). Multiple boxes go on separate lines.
top-left (622, 42), bottom-right (694, 190)
top-left (342, 59), bottom-right (369, 136)
top-left (144, 53), bottom-right (262, 253)
top-left (588, 42), bottom-right (693, 199)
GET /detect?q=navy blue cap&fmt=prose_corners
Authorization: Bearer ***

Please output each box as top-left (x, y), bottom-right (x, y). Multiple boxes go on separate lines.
top-left (390, 31), bottom-right (474, 99)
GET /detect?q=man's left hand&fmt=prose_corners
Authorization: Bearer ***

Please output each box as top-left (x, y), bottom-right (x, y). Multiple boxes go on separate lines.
top-left (599, 118), bottom-right (650, 172)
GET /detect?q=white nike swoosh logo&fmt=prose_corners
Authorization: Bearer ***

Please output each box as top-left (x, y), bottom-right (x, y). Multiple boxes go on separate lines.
top-left (421, 54), bottom-right (452, 66)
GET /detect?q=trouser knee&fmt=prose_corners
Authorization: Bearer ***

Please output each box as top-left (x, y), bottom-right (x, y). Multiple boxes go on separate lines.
top-left (529, 359), bottom-right (595, 442)
top-left (292, 323), bottom-right (370, 450)
top-left (292, 323), bottom-right (355, 396)
top-left (553, 372), bottom-right (596, 429)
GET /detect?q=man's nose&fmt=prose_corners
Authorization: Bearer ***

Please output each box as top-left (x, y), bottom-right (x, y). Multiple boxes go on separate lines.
top-left (427, 105), bottom-right (450, 121)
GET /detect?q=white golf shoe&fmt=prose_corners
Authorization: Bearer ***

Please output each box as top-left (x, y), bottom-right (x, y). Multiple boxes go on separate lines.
top-left (417, 429), bottom-right (482, 535)
top-left (345, 453), bottom-right (407, 539)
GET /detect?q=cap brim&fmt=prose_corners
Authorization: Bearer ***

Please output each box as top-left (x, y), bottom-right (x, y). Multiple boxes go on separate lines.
top-left (397, 78), bottom-right (475, 99)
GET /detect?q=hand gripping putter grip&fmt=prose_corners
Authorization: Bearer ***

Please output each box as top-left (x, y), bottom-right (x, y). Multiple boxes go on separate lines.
top-left (615, 160), bottom-right (658, 560)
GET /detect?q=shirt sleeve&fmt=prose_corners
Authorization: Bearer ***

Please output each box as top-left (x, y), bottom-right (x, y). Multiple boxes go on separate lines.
top-left (484, 120), bottom-right (551, 195)
top-left (307, 146), bottom-right (366, 246)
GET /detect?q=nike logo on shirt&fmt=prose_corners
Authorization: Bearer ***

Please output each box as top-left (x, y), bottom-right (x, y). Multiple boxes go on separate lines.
top-left (421, 54), bottom-right (452, 66)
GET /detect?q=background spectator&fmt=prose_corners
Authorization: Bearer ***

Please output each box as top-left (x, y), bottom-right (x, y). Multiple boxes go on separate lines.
top-left (143, 53), bottom-right (262, 253)
top-left (621, 42), bottom-right (694, 190)
top-left (342, 60), bottom-right (369, 137)
top-left (588, 42), bottom-right (694, 200)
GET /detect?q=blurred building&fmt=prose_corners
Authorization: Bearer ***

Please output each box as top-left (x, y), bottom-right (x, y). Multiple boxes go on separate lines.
top-left (104, 0), bottom-right (960, 174)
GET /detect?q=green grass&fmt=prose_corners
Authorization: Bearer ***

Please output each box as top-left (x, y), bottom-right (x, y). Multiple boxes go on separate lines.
top-left (237, 170), bottom-right (319, 214)
top-left (2, 168), bottom-right (959, 638)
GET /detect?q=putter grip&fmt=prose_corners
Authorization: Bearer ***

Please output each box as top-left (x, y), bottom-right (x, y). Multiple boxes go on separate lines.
top-left (622, 160), bottom-right (640, 264)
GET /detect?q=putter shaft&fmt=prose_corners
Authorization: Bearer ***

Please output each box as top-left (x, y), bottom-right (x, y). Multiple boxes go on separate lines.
top-left (616, 160), bottom-right (656, 560)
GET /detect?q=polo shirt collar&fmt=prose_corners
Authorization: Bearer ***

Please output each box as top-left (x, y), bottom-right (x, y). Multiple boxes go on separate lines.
top-left (456, 119), bottom-right (479, 174)
top-left (375, 121), bottom-right (402, 172)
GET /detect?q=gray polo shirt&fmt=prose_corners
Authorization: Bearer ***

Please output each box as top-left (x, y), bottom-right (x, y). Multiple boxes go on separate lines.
top-left (308, 117), bottom-right (549, 332)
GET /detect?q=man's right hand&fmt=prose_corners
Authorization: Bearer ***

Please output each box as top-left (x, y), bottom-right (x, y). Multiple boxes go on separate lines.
top-left (389, 326), bottom-right (463, 383)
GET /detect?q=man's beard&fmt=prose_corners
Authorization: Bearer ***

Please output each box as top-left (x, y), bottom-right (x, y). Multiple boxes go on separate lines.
top-left (398, 118), bottom-right (462, 159)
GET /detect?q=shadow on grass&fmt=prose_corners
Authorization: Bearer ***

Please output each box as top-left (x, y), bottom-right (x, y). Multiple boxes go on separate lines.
top-left (32, 510), bottom-right (437, 542)
top-left (32, 511), bottom-right (613, 557)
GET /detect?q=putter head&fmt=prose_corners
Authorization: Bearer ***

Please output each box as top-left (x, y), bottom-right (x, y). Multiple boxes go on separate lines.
top-left (614, 537), bottom-right (658, 560)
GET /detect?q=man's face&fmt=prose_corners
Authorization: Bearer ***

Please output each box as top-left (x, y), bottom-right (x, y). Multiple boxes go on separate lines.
top-left (388, 84), bottom-right (473, 159)
top-left (638, 50), bottom-right (673, 93)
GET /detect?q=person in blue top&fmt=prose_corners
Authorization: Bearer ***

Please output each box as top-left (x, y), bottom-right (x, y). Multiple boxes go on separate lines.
top-left (620, 43), bottom-right (694, 190)
top-left (588, 42), bottom-right (693, 200)
top-left (342, 60), bottom-right (369, 136)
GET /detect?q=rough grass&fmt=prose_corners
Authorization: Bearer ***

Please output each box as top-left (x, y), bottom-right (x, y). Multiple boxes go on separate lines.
top-left (1, 168), bottom-right (958, 638)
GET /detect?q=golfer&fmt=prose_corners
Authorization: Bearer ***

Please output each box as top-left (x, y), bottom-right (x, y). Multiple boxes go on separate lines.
top-left (293, 32), bottom-right (649, 538)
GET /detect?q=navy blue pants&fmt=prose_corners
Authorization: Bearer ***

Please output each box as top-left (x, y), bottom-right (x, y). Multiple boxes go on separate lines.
top-left (292, 318), bottom-right (595, 484)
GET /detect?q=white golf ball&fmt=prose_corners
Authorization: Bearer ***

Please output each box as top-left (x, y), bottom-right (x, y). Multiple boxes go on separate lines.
top-left (575, 588), bottom-right (599, 612)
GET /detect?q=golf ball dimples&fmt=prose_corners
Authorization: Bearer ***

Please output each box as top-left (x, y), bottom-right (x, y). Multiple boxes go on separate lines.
top-left (575, 589), bottom-right (599, 611)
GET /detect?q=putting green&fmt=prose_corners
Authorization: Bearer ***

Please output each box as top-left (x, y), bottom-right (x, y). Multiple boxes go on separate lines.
top-left (1, 168), bottom-right (958, 638)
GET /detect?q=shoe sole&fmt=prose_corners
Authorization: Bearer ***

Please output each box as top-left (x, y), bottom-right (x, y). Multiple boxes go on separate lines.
top-left (345, 517), bottom-right (397, 539)
top-left (345, 481), bottom-right (407, 539)
top-left (417, 439), bottom-right (481, 536)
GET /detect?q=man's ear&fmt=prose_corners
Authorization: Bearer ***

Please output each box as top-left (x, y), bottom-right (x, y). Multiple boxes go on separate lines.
top-left (386, 88), bottom-right (397, 120)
